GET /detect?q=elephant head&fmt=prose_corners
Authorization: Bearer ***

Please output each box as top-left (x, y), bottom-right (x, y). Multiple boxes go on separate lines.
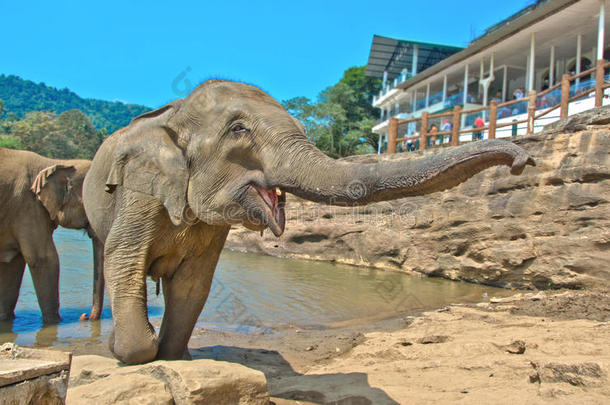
top-left (31, 161), bottom-right (91, 229)
top-left (105, 80), bottom-right (534, 236)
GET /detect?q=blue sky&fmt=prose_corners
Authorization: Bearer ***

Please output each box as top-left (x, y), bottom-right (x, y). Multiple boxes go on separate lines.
top-left (1, 1), bottom-right (531, 108)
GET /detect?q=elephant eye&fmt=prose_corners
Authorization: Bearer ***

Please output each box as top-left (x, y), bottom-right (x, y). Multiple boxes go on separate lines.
top-left (231, 125), bottom-right (248, 134)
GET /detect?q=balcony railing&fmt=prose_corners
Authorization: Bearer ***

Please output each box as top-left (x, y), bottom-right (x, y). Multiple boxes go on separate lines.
top-left (373, 72), bottom-right (413, 104)
top-left (384, 59), bottom-right (610, 154)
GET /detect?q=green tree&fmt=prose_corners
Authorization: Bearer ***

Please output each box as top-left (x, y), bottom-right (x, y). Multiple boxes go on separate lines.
top-left (1, 109), bottom-right (105, 159)
top-left (0, 74), bottom-right (149, 134)
top-left (282, 66), bottom-right (381, 158)
top-left (0, 135), bottom-right (23, 149)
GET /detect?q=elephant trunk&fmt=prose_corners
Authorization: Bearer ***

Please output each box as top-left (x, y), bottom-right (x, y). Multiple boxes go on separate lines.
top-left (269, 139), bottom-right (535, 205)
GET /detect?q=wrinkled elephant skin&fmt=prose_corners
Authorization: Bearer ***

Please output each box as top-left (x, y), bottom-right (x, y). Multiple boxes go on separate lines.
top-left (83, 80), bottom-right (535, 364)
top-left (0, 148), bottom-right (104, 323)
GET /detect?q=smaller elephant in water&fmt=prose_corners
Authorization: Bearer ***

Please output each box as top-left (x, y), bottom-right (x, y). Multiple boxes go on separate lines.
top-left (0, 147), bottom-right (104, 323)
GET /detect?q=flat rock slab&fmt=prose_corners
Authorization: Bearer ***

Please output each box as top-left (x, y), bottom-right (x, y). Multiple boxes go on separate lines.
top-left (67, 355), bottom-right (269, 405)
top-left (0, 343), bottom-right (72, 404)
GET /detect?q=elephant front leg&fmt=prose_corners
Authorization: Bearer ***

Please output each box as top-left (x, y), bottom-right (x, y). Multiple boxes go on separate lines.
top-left (88, 236), bottom-right (105, 321)
top-left (157, 250), bottom-right (223, 360)
top-left (19, 238), bottom-right (62, 324)
top-left (103, 207), bottom-right (161, 365)
top-left (0, 254), bottom-right (26, 321)
top-left (104, 247), bottom-right (158, 364)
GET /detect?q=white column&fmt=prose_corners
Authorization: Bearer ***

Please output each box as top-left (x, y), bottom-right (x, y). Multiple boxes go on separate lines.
top-left (502, 65), bottom-right (508, 102)
top-left (382, 70), bottom-right (388, 89)
top-left (598, 0), bottom-right (606, 61)
top-left (377, 134), bottom-right (382, 154)
top-left (576, 34), bottom-right (582, 85)
top-left (526, 55), bottom-right (530, 90)
top-left (463, 64), bottom-right (469, 105)
top-left (528, 32), bottom-right (536, 91)
top-left (412, 45), bottom-right (419, 77)
top-left (549, 45), bottom-right (555, 86)
top-left (442, 75), bottom-right (447, 104)
top-left (478, 59), bottom-right (483, 102)
top-left (425, 83), bottom-right (430, 107)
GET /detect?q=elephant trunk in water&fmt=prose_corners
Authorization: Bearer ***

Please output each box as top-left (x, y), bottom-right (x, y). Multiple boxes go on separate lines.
top-left (267, 138), bottom-right (535, 207)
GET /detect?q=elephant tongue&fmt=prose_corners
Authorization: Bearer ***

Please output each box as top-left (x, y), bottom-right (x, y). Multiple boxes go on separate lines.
top-left (256, 186), bottom-right (285, 235)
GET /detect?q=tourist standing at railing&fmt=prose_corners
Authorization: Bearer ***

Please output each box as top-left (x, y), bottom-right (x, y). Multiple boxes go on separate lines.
top-left (441, 119), bottom-right (451, 144)
top-left (402, 137), bottom-right (414, 152)
top-left (513, 88), bottom-right (524, 100)
top-left (412, 131), bottom-right (419, 151)
top-left (429, 124), bottom-right (439, 147)
top-left (473, 116), bottom-right (485, 141)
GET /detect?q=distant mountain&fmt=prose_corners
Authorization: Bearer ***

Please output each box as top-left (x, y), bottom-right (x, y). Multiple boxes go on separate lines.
top-left (0, 74), bottom-right (150, 134)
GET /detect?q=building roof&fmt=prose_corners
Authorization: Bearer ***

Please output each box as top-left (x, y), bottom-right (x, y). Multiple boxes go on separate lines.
top-left (365, 35), bottom-right (463, 80)
top-left (472, 0), bottom-right (550, 43)
top-left (395, 0), bottom-right (580, 91)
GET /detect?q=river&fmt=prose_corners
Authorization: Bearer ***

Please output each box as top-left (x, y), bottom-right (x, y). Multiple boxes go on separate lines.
top-left (0, 227), bottom-right (513, 348)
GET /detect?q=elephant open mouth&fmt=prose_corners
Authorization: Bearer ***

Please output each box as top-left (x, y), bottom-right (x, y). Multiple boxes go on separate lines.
top-left (252, 184), bottom-right (286, 237)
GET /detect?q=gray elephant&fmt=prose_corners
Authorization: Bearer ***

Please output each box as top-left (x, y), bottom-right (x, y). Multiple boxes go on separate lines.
top-left (0, 148), bottom-right (104, 323)
top-left (83, 80), bottom-right (535, 364)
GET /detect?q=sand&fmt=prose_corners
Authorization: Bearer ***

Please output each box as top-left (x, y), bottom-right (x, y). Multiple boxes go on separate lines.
top-left (46, 287), bottom-right (609, 404)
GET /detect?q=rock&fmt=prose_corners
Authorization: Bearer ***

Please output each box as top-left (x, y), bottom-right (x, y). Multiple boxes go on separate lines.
top-left (490, 293), bottom-right (524, 304)
top-left (542, 105), bottom-right (610, 134)
top-left (68, 373), bottom-right (173, 405)
top-left (0, 343), bottom-right (72, 405)
top-left (531, 362), bottom-right (606, 387)
top-left (226, 109), bottom-right (610, 290)
top-left (418, 335), bottom-right (449, 344)
top-left (66, 355), bottom-right (269, 405)
top-left (528, 292), bottom-right (545, 301)
top-left (504, 340), bottom-right (526, 354)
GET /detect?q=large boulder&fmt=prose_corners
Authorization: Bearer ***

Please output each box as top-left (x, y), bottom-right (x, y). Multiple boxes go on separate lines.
top-left (226, 109), bottom-right (610, 289)
top-left (0, 343), bottom-right (72, 405)
top-left (66, 355), bottom-right (269, 405)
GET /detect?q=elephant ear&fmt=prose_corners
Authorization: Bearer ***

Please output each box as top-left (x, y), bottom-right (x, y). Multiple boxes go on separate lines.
top-left (31, 165), bottom-right (76, 221)
top-left (105, 123), bottom-right (189, 226)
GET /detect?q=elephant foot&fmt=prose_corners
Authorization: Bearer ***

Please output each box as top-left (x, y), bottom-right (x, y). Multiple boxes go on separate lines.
top-left (86, 305), bottom-right (102, 321)
top-left (109, 328), bottom-right (159, 365)
top-left (0, 311), bottom-right (15, 322)
top-left (42, 312), bottom-right (61, 324)
top-left (156, 346), bottom-right (192, 361)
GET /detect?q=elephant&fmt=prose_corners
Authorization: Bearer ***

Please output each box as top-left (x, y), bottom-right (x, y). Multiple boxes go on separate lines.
top-left (0, 148), bottom-right (104, 323)
top-left (83, 79), bottom-right (535, 365)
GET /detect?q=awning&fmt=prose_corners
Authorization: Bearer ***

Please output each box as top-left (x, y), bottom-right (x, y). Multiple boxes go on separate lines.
top-left (365, 35), bottom-right (463, 80)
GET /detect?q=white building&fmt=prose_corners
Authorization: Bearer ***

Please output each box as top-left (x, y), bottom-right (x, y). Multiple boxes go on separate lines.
top-left (367, 0), bottom-right (609, 151)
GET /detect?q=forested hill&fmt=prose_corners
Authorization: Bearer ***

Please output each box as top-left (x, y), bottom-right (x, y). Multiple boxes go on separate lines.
top-left (0, 74), bottom-right (150, 133)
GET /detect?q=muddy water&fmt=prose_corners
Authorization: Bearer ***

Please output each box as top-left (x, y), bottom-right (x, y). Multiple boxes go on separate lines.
top-left (0, 228), bottom-right (514, 348)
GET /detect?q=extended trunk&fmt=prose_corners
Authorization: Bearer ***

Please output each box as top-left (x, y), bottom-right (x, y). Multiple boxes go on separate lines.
top-left (270, 139), bottom-right (534, 205)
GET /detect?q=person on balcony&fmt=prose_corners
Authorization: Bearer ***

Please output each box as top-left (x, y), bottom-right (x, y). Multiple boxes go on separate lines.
top-left (473, 116), bottom-right (485, 141)
top-left (513, 88), bottom-right (524, 99)
top-left (441, 119), bottom-right (451, 144)
top-left (429, 124), bottom-right (439, 147)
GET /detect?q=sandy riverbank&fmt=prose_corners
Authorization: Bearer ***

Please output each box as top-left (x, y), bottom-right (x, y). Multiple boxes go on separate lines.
top-left (52, 287), bottom-right (609, 404)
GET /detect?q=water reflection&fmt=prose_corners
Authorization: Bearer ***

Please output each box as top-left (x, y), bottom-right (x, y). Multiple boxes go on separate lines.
top-left (0, 228), bottom-right (516, 348)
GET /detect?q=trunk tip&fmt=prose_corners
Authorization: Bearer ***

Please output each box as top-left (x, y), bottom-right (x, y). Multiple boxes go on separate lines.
top-left (510, 153), bottom-right (536, 175)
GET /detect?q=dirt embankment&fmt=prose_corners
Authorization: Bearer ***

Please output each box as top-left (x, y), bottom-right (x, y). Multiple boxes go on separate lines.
top-left (227, 108), bottom-right (610, 290)
top-left (61, 289), bottom-right (610, 404)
